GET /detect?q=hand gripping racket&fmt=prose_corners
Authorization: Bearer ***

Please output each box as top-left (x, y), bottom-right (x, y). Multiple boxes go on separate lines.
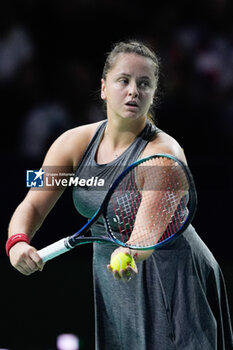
top-left (37, 154), bottom-right (197, 262)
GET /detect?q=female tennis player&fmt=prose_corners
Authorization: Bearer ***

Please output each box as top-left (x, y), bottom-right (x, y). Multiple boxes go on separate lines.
top-left (7, 41), bottom-right (233, 350)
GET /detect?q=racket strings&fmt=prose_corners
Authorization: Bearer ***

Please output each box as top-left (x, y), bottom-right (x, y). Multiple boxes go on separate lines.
top-left (107, 157), bottom-right (189, 248)
top-left (110, 172), bottom-right (142, 240)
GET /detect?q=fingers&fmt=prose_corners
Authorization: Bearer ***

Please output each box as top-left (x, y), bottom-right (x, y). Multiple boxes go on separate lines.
top-left (107, 260), bottom-right (138, 283)
top-left (120, 264), bottom-right (138, 282)
top-left (29, 249), bottom-right (44, 271)
top-left (23, 250), bottom-right (44, 275)
top-left (9, 242), bottom-right (45, 276)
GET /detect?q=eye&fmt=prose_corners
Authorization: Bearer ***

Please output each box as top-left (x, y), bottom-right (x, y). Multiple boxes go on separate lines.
top-left (138, 80), bottom-right (151, 89)
top-left (118, 78), bottom-right (129, 85)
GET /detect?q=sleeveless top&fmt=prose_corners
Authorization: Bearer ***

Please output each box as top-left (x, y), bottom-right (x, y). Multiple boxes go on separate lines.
top-left (73, 119), bottom-right (158, 224)
top-left (72, 120), bottom-right (233, 350)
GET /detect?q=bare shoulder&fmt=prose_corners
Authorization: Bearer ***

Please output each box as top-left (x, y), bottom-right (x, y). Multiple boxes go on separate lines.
top-left (42, 120), bottom-right (104, 168)
top-left (59, 120), bottom-right (102, 148)
top-left (142, 129), bottom-right (187, 164)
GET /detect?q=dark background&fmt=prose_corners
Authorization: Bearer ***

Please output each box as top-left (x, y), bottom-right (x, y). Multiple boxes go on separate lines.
top-left (1, 0), bottom-right (233, 349)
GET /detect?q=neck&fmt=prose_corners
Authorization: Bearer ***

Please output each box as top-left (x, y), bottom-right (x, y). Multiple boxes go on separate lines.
top-left (96, 117), bottom-right (147, 163)
top-left (105, 117), bottom-right (146, 149)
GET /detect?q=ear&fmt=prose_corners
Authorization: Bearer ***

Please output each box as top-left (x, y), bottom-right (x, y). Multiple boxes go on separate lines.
top-left (101, 78), bottom-right (107, 100)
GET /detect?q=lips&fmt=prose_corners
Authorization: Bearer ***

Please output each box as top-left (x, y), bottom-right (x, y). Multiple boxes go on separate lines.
top-left (125, 100), bottom-right (139, 108)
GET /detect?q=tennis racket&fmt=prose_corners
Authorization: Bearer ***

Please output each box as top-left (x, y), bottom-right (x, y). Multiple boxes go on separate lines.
top-left (37, 153), bottom-right (197, 263)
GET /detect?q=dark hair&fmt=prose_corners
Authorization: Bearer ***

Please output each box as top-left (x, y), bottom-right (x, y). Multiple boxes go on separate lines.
top-left (102, 40), bottom-right (160, 122)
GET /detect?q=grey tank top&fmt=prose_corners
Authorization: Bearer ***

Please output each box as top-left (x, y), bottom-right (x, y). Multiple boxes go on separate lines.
top-left (72, 120), bottom-right (233, 350)
top-left (73, 119), bottom-right (158, 220)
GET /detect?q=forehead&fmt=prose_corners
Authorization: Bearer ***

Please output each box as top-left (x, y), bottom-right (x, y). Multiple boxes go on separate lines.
top-left (108, 53), bottom-right (155, 78)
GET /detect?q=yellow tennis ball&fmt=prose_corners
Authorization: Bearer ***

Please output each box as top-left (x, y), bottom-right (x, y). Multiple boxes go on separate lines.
top-left (110, 253), bottom-right (135, 273)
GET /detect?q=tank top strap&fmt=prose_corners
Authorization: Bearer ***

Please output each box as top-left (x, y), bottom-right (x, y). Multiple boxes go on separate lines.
top-left (122, 120), bottom-right (158, 163)
top-left (76, 120), bottom-right (108, 169)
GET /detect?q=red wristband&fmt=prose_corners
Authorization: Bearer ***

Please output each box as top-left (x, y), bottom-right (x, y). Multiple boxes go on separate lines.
top-left (6, 234), bottom-right (30, 256)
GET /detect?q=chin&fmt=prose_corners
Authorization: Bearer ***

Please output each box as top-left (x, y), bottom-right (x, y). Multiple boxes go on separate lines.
top-left (122, 113), bottom-right (146, 120)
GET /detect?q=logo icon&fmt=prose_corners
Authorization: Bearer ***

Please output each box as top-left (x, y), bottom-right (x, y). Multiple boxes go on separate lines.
top-left (26, 169), bottom-right (45, 188)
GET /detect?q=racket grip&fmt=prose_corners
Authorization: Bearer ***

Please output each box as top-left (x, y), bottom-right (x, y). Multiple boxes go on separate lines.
top-left (37, 238), bottom-right (71, 263)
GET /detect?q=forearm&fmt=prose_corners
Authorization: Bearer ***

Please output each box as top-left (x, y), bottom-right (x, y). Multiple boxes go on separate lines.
top-left (6, 198), bottom-right (48, 275)
top-left (131, 248), bottom-right (154, 262)
top-left (8, 199), bottom-right (45, 240)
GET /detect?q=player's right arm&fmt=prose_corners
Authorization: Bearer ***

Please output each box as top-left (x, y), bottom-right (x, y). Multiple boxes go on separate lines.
top-left (7, 122), bottom-right (102, 275)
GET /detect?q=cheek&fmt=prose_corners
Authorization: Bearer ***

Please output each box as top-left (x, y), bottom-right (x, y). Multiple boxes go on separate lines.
top-left (108, 85), bottom-right (126, 101)
top-left (143, 91), bottom-right (154, 106)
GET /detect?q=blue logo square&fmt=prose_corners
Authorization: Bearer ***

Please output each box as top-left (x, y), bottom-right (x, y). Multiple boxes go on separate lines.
top-left (26, 169), bottom-right (45, 188)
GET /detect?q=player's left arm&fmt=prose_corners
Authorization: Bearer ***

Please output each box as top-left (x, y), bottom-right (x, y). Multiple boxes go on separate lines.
top-left (108, 132), bottom-right (188, 280)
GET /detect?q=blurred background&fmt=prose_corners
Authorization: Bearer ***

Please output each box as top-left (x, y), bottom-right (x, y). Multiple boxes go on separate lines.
top-left (1, 0), bottom-right (232, 349)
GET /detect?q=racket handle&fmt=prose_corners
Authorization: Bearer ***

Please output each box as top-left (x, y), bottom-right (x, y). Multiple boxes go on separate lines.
top-left (37, 237), bottom-right (71, 263)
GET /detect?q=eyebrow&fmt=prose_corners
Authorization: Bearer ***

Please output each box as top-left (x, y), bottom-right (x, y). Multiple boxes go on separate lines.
top-left (115, 73), bottom-right (151, 80)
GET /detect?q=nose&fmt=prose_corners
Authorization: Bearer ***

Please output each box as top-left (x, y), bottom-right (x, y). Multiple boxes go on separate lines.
top-left (128, 81), bottom-right (139, 98)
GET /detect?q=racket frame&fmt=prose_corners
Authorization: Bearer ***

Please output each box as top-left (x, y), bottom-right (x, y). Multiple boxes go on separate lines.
top-left (68, 153), bottom-right (197, 250)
